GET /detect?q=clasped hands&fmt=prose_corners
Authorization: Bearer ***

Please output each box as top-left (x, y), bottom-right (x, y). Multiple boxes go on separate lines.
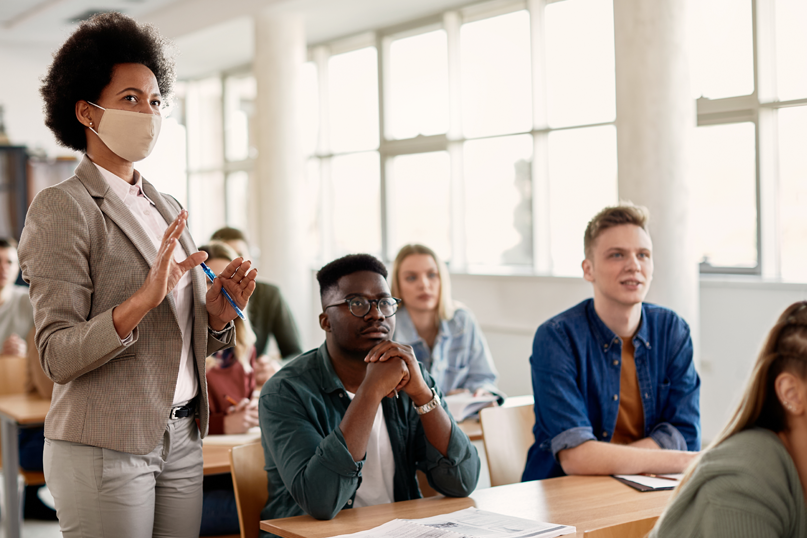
top-left (362, 341), bottom-right (434, 407)
top-left (135, 210), bottom-right (256, 331)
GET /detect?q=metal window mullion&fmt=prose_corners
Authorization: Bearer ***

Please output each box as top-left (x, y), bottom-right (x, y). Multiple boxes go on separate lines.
top-left (529, 0), bottom-right (550, 273)
top-left (220, 75), bottom-right (230, 226)
top-left (445, 10), bottom-right (465, 268)
top-left (377, 33), bottom-right (390, 261)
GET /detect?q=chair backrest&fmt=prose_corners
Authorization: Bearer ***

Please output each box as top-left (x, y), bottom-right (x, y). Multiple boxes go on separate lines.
top-left (230, 441), bottom-right (268, 538)
top-left (479, 399), bottom-right (535, 487)
top-left (0, 355), bottom-right (28, 395)
top-left (582, 516), bottom-right (659, 538)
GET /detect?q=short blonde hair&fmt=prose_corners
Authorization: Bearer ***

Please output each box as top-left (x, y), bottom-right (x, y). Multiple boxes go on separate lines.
top-left (583, 202), bottom-right (650, 259)
top-left (390, 244), bottom-right (456, 322)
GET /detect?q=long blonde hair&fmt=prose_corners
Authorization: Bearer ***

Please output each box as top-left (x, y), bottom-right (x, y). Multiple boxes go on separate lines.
top-left (390, 244), bottom-right (456, 323)
top-left (200, 241), bottom-right (256, 373)
top-left (674, 301), bottom-right (807, 494)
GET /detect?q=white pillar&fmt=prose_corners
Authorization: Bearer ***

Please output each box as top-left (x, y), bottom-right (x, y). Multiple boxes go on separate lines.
top-left (613, 0), bottom-right (699, 348)
top-left (252, 11), bottom-right (312, 346)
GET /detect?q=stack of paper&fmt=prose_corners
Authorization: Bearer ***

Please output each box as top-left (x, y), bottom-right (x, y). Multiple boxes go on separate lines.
top-left (327, 507), bottom-right (576, 538)
top-left (444, 393), bottom-right (499, 421)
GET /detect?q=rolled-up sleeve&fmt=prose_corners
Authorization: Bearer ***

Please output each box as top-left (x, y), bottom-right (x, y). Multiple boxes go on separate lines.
top-left (417, 406), bottom-right (480, 497)
top-left (260, 387), bottom-right (363, 521)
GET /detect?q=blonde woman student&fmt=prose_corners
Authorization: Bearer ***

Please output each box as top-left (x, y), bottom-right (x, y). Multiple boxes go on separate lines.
top-left (390, 244), bottom-right (501, 399)
top-left (650, 301), bottom-right (807, 538)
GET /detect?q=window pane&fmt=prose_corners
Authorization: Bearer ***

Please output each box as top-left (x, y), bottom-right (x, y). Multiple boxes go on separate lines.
top-left (224, 75), bottom-right (256, 162)
top-left (388, 30), bottom-right (450, 140)
top-left (548, 125), bottom-right (618, 276)
top-left (330, 152), bottom-right (381, 256)
top-left (188, 171), bottom-right (225, 243)
top-left (138, 116), bottom-right (188, 208)
top-left (691, 122), bottom-right (757, 268)
top-left (778, 107), bottom-right (807, 281)
top-left (388, 152), bottom-right (451, 261)
top-left (302, 61), bottom-right (320, 156)
top-left (226, 171), bottom-right (250, 232)
top-left (464, 135), bottom-right (533, 266)
top-left (545, 0), bottom-right (616, 128)
top-left (775, 0), bottom-right (807, 101)
top-left (689, 0), bottom-right (754, 99)
top-left (328, 47), bottom-right (379, 153)
top-left (304, 159), bottom-right (322, 261)
top-left (461, 11), bottom-right (532, 138)
top-left (186, 78), bottom-right (223, 170)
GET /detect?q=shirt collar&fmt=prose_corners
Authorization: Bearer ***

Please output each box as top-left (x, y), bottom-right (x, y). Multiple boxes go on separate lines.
top-left (585, 299), bottom-right (651, 351)
top-left (393, 306), bottom-right (454, 346)
top-left (93, 163), bottom-right (156, 207)
top-left (316, 343), bottom-right (348, 394)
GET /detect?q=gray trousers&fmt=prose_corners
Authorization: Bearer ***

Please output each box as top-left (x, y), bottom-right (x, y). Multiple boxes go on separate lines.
top-left (43, 415), bottom-right (204, 538)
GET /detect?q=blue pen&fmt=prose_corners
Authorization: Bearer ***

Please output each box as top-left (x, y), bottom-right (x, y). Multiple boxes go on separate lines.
top-left (200, 262), bottom-right (246, 320)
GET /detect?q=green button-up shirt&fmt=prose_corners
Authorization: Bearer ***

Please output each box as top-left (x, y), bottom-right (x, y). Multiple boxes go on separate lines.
top-left (258, 343), bottom-right (480, 529)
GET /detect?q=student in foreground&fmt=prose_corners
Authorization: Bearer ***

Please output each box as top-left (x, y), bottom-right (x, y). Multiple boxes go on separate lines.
top-left (258, 254), bottom-right (480, 531)
top-left (522, 204), bottom-right (700, 481)
top-left (650, 302), bottom-right (807, 537)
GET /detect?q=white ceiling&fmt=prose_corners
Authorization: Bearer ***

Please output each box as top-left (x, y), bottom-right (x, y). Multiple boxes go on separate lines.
top-left (0, 0), bottom-right (476, 78)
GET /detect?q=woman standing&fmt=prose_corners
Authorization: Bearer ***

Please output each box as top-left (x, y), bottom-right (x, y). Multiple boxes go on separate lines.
top-left (390, 244), bottom-right (501, 398)
top-left (18, 13), bottom-right (256, 538)
top-left (650, 302), bottom-right (807, 537)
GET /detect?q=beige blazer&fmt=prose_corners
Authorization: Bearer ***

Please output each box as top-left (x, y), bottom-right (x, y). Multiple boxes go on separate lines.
top-left (18, 156), bottom-right (232, 455)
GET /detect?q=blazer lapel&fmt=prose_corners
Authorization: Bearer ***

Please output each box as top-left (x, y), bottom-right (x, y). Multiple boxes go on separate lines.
top-left (75, 157), bottom-right (180, 326)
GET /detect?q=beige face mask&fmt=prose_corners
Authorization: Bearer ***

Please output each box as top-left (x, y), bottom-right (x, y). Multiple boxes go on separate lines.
top-left (87, 101), bottom-right (162, 162)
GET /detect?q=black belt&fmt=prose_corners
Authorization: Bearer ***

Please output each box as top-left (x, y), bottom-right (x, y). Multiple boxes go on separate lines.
top-left (169, 403), bottom-right (195, 420)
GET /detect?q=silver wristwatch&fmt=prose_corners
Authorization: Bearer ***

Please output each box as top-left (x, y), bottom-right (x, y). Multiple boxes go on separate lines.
top-left (413, 387), bottom-right (441, 416)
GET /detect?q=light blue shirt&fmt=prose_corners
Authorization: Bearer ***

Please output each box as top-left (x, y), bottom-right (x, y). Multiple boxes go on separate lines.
top-left (393, 305), bottom-right (501, 397)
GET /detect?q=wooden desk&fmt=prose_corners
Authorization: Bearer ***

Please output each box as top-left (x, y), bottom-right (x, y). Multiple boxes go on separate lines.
top-left (457, 418), bottom-right (483, 441)
top-left (0, 393), bottom-right (50, 538)
top-left (261, 476), bottom-right (672, 538)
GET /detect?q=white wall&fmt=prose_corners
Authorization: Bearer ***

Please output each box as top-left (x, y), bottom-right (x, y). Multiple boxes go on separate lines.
top-left (304, 271), bottom-right (807, 444)
top-left (0, 44), bottom-right (71, 157)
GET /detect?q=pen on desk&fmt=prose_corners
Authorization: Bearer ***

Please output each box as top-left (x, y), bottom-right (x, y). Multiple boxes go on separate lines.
top-left (200, 262), bottom-right (246, 320)
top-left (639, 473), bottom-right (679, 481)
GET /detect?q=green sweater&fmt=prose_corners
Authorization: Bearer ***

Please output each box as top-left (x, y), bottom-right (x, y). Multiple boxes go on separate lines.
top-left (650, 428), bottom-right (807, 538)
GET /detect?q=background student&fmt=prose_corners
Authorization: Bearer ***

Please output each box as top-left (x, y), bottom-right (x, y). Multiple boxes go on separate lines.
top-left (650, 301), bottom-right (807, 538)
top-left (390, 244), bottom-right (501, 399)
top-left (198, 241), bottom-right (260, 537)
top-left (211, 226), bottom-right (303, 384)
top-left (0, 237), bottom-right (33, 357)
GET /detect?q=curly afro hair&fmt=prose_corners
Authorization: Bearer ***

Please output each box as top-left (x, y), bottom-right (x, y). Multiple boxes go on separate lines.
top-left (40, 12), bottom-right (176, 152)
top-left (317, 254), bottom-right (389, 299)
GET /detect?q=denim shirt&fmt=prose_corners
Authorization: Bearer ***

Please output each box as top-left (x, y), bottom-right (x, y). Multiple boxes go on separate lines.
top-left (258, 343), bottom-right (480, 532)
top-left (393, 306), bottom-right (501, 397)
top-left (522, 299), bottom-right (700, 481)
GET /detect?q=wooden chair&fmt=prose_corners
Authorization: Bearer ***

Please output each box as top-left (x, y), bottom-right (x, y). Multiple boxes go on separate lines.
top-left (479, 399), bottom-right (535, 487)
top-left (582, 516), bottom-right (659, 538)
top-left (230, 441), bottom-right (268, 538)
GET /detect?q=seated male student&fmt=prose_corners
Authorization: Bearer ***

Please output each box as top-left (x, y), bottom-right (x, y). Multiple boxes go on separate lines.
top-left (258, 254), bottom-right (480, 529)
top-left (522, 204), bottom-right (700, 481)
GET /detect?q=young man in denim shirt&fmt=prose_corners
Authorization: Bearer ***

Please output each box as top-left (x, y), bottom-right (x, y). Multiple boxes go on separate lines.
top-left (258, 255), bottom-right (479, 530)
top-left (523, 204), bottom-right (700, 481)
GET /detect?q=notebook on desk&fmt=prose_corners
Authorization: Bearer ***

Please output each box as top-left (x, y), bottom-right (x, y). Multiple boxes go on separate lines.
top-left (613, 473), bottom-right (683, 492)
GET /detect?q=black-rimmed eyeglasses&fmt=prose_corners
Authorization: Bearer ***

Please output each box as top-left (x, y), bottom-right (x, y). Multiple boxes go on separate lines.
top-left (324, 297), bottom-right (402, 318)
